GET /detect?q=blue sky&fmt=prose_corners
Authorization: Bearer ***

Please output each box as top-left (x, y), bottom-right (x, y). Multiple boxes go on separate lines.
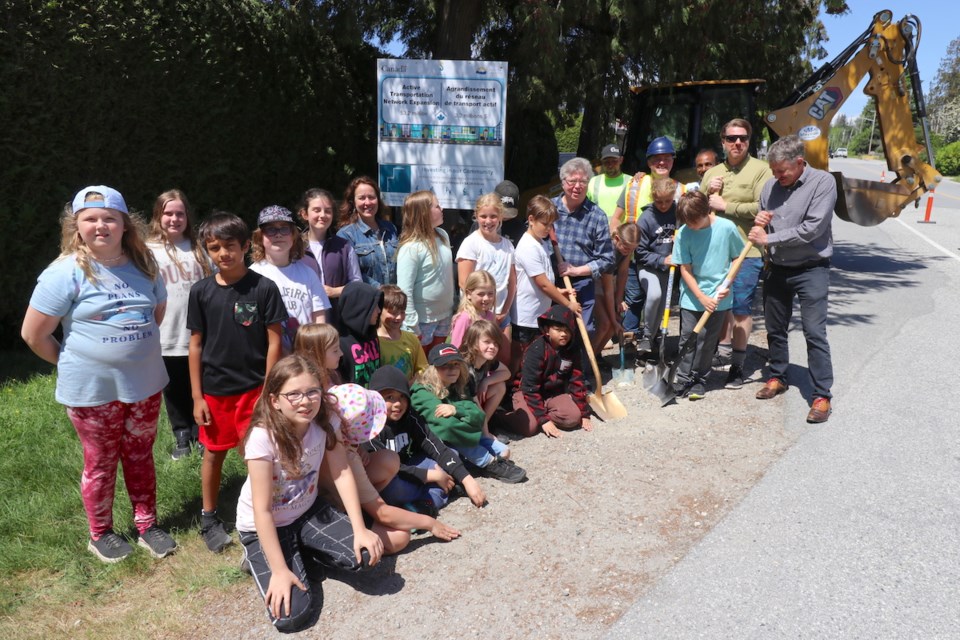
top-left (816, 1), bottom-right (956, 121)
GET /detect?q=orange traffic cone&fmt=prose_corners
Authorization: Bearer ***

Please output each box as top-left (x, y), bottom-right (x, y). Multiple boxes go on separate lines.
top-left (880, 169), bottom-right (886, 182)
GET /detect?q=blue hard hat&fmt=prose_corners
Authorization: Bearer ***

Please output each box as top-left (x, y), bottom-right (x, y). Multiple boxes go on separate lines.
top-left (646, 136), bottom-right (675, 157)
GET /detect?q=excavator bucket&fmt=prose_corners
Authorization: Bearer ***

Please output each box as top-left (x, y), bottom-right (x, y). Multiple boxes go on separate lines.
top-left (833, 173), bottom-right (919, 227)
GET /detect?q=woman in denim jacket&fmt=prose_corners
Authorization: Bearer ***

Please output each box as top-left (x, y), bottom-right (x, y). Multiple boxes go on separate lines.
top-left (336, 177), bottom-right (398, 287)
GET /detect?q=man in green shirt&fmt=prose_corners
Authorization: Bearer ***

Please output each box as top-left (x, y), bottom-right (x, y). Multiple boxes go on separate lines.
top-left (701, 118), bottom-right (773, 389)
top-left (588, 144), bottom-right (627, 221)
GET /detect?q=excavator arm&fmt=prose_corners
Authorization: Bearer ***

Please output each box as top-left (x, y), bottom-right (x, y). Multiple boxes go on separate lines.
top-left (764, 9), bottom-right (943, 226)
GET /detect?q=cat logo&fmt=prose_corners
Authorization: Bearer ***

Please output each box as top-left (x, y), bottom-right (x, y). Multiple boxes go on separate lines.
top-left (808, 87), bottom-right (843, 120)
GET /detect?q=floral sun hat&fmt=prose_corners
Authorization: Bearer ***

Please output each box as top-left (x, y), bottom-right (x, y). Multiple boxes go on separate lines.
top-left (329, 383), bottom-right (387, 445)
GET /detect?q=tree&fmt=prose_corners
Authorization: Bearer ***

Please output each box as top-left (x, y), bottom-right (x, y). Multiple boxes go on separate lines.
top-left (357, 0), bottom-right (848, 185)
top-left (929, 37), bottom-right (960, 142)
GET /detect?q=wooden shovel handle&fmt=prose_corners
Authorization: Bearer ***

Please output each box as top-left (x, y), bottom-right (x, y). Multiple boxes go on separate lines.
top-left (690, 239), bottom-right (754, 334)
top-left (548, 235), bottom-right (604, 391)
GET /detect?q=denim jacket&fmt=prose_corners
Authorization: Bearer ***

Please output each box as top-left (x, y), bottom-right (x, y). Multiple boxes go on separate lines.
top-left (336, 218), bottom-right (398, 288)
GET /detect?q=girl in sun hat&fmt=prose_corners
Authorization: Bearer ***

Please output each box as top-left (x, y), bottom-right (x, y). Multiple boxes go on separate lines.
top-left (321, 382), bottom-right (461, 554)
top-left (21, 185), bottom-right (177, 563)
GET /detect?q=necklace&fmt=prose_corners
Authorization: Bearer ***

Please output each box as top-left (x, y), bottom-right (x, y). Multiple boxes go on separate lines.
top-left (94, 253), bottom-right (125, 265)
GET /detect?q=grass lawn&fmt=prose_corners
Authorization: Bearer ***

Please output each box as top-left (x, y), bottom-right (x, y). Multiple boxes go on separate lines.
top-left (0, 353), bottom-right (251, 638)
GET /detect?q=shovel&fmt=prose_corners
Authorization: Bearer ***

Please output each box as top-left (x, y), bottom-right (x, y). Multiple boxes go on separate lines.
top-left (549, 235), bottom-right (628, 421)
top-left (665, 240), bottom-right (754, 393)
top-left (612, 339), bottom-right (634, 387)
top-left (642, 260), bottom-right (678, 406)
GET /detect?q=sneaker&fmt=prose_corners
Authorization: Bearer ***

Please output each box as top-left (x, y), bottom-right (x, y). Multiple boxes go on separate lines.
top-left (480, 457), bottom-right (527, 484)
top-left (687, 383), bottom-right (706, 401)
top-left (200, 518), bottom-right (233, 553)
top-left (672, 381), bottom-right (692, 397)
top-left (171, 434), bottom-right (192, 460)
top-left (711, 353), bottom-right (731, 371)
top-left (137, 525), bottom-right (178, 559)
top-left (725, 365), bottom-right (744, 390)
top-left (88, 530), bottom-right (133, 564)
top-left (636, 336), bottom-right (652, 357)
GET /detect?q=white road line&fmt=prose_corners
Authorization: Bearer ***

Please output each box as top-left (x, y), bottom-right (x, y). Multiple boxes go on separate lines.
top-left (894, 217), bottom-right (960, 263)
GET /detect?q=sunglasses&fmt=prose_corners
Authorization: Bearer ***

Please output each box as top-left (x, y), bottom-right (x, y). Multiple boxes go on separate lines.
top-left (262, 225), bottom-right (293, 238)
top-left (723, 135), bottom-right (749, 143)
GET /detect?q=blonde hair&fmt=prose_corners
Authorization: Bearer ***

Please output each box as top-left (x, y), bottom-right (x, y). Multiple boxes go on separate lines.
top-left (651, 177), bottom-right (677, 197)
top-left (147, 189), bottom-right (212, 281)
top-left (251, 223), bottom-right (305, 263)
top-left (474, 193), bottom-right (504, 219)
top-left (415, 362), bottom-right (468, 400)
top-left (456, 270), bottom-right (496, 322)
top-left (399, 190), bottom-right (447, 266)
top-left (61, 193), bottom-right (159, 284)
top-left (293, 323), bottom-right (340, 384)
top-left (459, 319), bottom-right (502, 365)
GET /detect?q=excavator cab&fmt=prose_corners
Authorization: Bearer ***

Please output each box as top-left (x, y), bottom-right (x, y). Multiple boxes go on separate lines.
top-left (622, 79), bottom-right (765, 185)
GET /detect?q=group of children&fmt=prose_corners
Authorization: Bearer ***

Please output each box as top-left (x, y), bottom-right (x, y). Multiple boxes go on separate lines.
top-left (22, 170), bottom-right (747, 631)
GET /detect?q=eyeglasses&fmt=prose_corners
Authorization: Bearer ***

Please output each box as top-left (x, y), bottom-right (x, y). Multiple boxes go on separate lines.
top-left (563, 178), bottom-right (588, 187)
top-left (262, 225), bottom-right (293, 238)
top-left (279, 388), bottom-right (323, 404)
top-left (723, 135), bottom-right (749, 144)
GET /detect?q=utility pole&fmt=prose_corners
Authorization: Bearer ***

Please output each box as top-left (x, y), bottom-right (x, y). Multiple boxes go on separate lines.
top-left (866, 108), bottom-right (878, 156)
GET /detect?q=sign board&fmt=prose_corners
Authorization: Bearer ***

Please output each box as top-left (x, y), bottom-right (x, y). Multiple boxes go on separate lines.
top-left (377, 59), bottom-right (508, 209)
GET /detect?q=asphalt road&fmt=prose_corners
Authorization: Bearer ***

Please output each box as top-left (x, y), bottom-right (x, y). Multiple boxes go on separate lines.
top-left (607, 159), bottom-right (960, 638)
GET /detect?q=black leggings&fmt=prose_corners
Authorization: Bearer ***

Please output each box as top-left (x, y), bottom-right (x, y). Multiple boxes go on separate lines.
top-left (238, 499), bottom-right (368, 632)
top-left (161, 356), bottom-right (196, 440)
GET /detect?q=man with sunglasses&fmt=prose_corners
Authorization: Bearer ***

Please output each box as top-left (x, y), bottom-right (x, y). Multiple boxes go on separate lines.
top-left (701, 118), bottom-right (773, 389)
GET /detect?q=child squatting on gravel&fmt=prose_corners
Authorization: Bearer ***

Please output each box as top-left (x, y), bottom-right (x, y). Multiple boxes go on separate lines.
top-left (512, 304), bottom-right (593, 438)
top-left (411, 344), bottom-right (527, 484)
top-left (235, 355), bottom-right (383, 632)
top-left (368, 364), bottom-right (488, 510)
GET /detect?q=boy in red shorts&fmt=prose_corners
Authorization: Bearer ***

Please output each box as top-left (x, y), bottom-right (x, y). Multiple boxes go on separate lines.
top-left (187, 212), bottom-right (287, 552)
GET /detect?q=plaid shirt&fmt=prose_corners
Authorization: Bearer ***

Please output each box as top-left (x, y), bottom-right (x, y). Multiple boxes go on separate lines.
top-left (552, 195), bottom-right (615, 278)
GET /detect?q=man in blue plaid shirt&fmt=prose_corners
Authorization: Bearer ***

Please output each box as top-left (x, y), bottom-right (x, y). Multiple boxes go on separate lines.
top-left (552, 157), bottom-right (616, 335)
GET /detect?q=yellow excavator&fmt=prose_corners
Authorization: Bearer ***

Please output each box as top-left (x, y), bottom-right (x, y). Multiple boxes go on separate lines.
top-left (620, 9), bottom-right (943, 226)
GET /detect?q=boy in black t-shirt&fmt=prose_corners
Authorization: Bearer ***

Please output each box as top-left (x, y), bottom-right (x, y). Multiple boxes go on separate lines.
top-left (187, 212), bottom-right (287, 553)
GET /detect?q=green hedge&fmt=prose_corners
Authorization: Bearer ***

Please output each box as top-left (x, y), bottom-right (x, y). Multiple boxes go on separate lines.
top-left (936, 141), bottom-right (960, 177)
top-left (0, 1), bottom-right (377, 348)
